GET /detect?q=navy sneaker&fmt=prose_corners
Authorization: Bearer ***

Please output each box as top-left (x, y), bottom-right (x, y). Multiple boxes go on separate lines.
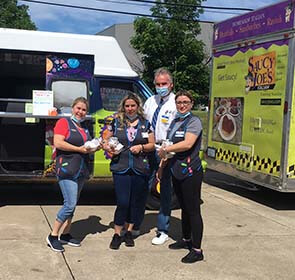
top-left (181, 249), bottom-right (204, 264)
top-left (59, 233), bottom-right (81, 247)
top-left (124, 231), bottom-right (135, 247)
top-left (110, 233), bottom-right (121, 250)
top-left (46, 234), bottom-right (65, 252)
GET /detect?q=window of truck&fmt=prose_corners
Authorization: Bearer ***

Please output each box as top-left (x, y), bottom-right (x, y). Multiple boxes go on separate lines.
top-left (100, 80), bottom-right (142, 111)
top-left (51, 79), bottom-right (88, 112)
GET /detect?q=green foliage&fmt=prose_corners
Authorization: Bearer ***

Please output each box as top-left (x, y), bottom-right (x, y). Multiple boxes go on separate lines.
top-left (0, 0), bottom-right (36, 30)
top-left (131, 0), bottom-right (209, 105)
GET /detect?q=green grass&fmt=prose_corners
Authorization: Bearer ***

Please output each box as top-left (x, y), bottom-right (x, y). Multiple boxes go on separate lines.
top-left (192, 110), bottom-right (208, 149)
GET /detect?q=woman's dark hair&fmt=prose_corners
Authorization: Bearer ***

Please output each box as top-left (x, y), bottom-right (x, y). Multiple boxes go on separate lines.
top-left (71, 97), bottom-right (89, 111)
top-left (175, 90), bottom-right (194, 103)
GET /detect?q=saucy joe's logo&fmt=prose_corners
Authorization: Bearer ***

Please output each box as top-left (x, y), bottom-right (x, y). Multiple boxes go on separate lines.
top-left (245, 51), bottom-right (276, 93)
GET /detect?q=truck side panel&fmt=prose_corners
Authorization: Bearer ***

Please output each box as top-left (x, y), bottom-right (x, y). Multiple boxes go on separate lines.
top-left (207, 41), bottom-right (288, 180)
top-left (287, 69), bottom-right (295, 178)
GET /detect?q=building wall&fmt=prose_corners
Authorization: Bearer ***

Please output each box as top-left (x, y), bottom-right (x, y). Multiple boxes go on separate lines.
top-left (97, 23), bottom-right (144, 74)
top-left (97, 22), bottom-right (213, 74)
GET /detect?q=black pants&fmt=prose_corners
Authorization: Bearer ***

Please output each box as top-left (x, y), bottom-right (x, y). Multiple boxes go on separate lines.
top-left (172, 169), bottom-right (203, 249)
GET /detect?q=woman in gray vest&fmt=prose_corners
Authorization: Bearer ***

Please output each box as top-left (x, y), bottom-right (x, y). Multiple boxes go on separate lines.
top-left (157, 90), bottom-right (204, 264)
top-left (102, 93), bottom-right (155, 249)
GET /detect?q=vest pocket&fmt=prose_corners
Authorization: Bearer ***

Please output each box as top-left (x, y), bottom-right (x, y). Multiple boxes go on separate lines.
top-left (55, 154), bottom-right (83, 179)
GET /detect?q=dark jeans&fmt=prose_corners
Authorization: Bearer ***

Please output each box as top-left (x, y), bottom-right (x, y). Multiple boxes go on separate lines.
top-left (113, 172), bottom-right (149, 226)
top-left (172, 169), bottom-right (203, 249)
top-left (134, 152), bottom-right (172, 233)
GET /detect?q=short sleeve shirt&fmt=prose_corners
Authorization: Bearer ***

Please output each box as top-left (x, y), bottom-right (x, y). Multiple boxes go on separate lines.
top-left (54, 118), bottom-right (88, 142)
top-left (168, 115), bottom-right (202, 140)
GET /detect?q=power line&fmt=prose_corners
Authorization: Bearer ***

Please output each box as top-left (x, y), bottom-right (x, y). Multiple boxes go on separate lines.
top-left (93, 0), bottom-right (242, 15)
top-left (20, 0), bottom-right (215, 23)
top-left (124, 0), bottom-right (254, 11)
top-left (94, 0), bottom-right (151, 8)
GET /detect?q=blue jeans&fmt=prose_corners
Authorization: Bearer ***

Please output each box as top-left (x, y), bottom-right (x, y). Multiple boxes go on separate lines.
top-left (156, 155), bottom-right (172, 234)
top-left (136, 152), bottom-right (171, 233)
top-left (56, 177), bottom-right (85, 223)
top-left (113, 172), bottom-right (149, 226)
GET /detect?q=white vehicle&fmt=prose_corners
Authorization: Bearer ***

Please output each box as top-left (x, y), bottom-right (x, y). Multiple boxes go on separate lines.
top-left (0, 28), bottom-right (153, 180)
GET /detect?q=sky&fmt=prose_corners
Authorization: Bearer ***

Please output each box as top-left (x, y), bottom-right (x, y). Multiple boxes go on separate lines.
top-left (18, 0), bottom-right (280, 35)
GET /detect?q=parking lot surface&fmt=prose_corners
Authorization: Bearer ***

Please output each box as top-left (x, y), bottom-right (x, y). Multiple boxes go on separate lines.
top-left (1, 171), bottom-right (295, 280)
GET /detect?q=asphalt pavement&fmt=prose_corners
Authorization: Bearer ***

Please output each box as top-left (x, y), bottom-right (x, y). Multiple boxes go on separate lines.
top-left (1, 170), bottom-right (295, 280)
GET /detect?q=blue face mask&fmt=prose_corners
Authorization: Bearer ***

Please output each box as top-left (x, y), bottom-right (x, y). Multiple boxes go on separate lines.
top-left (176, 111), bottom-right (191, 119)
top-left (156, 86), bottom-right (170, 97)
top-left (126, 113), bottom-right (138, 122)
top-left (71, 115), bottom-right (85, 124)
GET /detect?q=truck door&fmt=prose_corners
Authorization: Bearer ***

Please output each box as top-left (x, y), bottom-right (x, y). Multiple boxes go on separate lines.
top-left (91, 78), bottom-right (152, 177)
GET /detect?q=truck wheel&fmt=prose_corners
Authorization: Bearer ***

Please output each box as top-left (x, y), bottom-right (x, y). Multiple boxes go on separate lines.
top-left (145, 179), bottom-right (179, 210)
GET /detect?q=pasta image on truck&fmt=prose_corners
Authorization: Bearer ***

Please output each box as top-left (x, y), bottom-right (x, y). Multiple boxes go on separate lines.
top-left (206, 0), bottom-right (295, 191)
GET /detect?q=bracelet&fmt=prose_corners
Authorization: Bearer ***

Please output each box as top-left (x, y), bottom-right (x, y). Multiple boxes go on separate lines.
top-left (141, 144), bottom-right (144, 152)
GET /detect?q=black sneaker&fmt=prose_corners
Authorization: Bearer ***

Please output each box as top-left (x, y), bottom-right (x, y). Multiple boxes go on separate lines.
top-left (181, 249), bottom-right (204, 264)
top-left (59, 233), bottom-right (81, 247)
top-left (110, 233), bottom-right (121, 250)
top-left (46, 234), bottom-right (65, 252)
top-left (169, 239), bottom-right (192, 250)
top-left (124, 231), bottom-right (135, 247)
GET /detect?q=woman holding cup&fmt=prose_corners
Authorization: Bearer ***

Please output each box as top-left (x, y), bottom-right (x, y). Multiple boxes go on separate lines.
top-left (102, 93), bottom-right (155, 249)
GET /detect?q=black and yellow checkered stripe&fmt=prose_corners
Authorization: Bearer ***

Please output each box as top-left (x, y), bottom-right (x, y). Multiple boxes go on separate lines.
top-left (216, 148), bottom-right (280, 174)
top-left (288, 165), bottom-right (295, 177)
top-left (237, 153), bottom-right (253, 169)
top-left (216, 148), bottom-right (238, 163)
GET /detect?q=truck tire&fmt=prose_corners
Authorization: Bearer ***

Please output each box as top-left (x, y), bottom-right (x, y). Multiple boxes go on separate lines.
top-left (145, 178), bottom-right (179, 210)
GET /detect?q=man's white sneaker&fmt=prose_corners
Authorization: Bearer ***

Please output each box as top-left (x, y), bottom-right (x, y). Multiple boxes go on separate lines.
top-left (152, 232), bottom-right (169, 245)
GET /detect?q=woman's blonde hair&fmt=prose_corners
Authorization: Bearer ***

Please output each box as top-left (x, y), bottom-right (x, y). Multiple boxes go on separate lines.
top-left (71, 97), bottom-right (89, 111)
top-left (117, 93), bottom-right (145, 125)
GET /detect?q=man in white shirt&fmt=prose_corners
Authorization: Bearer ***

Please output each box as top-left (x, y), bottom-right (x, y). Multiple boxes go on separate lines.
top-left (139, 67), bottom-right (177, 245)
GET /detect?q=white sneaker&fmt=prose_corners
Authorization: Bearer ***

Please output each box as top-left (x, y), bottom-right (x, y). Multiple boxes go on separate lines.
top-left (152, 232), bottom-right (169, 245)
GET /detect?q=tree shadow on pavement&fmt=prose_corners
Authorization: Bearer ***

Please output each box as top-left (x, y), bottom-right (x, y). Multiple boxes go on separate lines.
top-left (70, 215), bottom-right (111, 242)
top-left (204, 169), bottom-right (295, 210)
top-left (0, 181), bottom-right (116, 207)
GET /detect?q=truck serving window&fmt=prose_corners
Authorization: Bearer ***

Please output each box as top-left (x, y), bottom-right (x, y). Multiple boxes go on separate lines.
top-left (52, 80), bottom-right (88, 112)
top-left (100, 80), bottom-right (142, 111)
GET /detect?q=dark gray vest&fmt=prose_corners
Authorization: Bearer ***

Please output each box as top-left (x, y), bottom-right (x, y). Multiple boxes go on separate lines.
top-left (110, 118), bottom-right (151, 176)
top-left (167, 114), bottom-right (202, 180)
top-left (56, 118), bottom-right (91, 179)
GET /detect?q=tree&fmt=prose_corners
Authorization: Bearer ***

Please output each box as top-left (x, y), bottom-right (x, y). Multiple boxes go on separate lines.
top-left (131, 0), bottom-right (209, 105)
top-left (0, 0), bottom-right (36, 30)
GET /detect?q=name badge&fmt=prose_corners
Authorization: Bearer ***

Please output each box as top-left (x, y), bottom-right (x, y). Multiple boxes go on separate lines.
top-left (161, 115), bottom-right (169, 124)
top-left (141, 132), bottom-right (149, 138)
top-left (175, 131), bottom-right (185, 137)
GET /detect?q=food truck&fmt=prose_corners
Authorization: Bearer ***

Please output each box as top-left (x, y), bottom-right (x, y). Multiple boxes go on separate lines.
top-left (206, 0), bottom-right (295, 191)
top-left (0, 28), bottom-right (153, 181)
